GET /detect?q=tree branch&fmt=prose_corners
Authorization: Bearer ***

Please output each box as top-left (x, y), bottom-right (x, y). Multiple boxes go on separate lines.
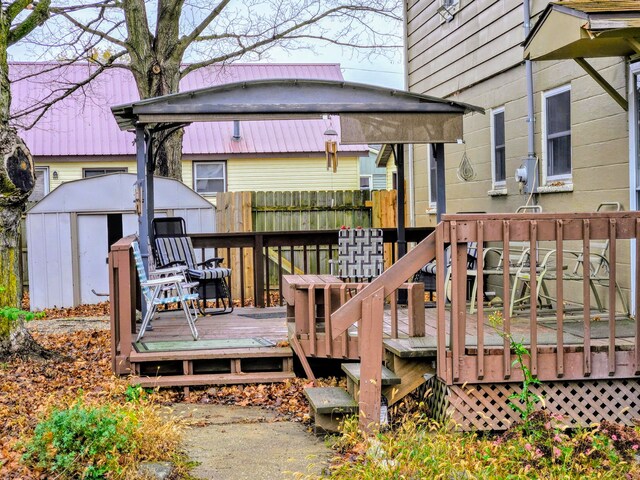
top-left (175, 0), bottom-right (230, 58)
top-left (11, 50), bottom-right (129, 130)
top-left (51, 8), bottom-right (127, 48)
top-left (8, 0), bottom-right (51, 46)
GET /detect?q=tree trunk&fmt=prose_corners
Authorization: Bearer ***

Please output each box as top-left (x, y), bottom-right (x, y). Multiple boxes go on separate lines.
top-left (0, 317), bottom-right (55, 361)
top-left (130, 58), bottom-right (184, 180)
top-left (0, 128), bottom-right (34, 307)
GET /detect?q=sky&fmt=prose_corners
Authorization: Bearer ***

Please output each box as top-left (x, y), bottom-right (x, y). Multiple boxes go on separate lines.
top-left (8, 2), bottom-right (406, 90)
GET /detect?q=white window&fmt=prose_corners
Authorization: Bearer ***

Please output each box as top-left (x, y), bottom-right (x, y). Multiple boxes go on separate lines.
top-left (83, 167), bottom-right (127, 178)
top-left (359, 175), bottom-right (372, 190)
top-left (542, 85), bottom-right (572, 183)
top-left (193, 161), bottom-right (226, 195)
top-left (428, 145), bottom-right (437, 206)
top-left (28, 166), bottom-right (49, 202)
top-left (491, 107), bottom-right (506, 189)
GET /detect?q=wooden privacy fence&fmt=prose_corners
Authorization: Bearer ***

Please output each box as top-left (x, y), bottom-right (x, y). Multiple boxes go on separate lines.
top-left (215, 190), bottom-right (399, 301)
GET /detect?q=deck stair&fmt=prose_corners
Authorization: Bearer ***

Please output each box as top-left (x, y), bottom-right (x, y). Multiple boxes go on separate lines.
top-left (305, 340), bottom-right (437, 433)
top-left (129, 346), bottom-right (295, 388)
top-left (304, 387), bottom-right (358, 435)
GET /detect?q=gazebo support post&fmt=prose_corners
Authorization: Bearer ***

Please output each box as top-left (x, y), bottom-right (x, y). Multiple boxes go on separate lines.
top-left (433, 143), bottom-right (446, 222)
top-left (145, 133), bottom-right (155, 250)
top-left (135, 126), bottom-right (150, 273)
top-left (395, 144), bottom-right (408, 304)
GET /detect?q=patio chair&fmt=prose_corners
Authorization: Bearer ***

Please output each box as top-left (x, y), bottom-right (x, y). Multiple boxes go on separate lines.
top-left (152, 217), bottom-right (233, 315)
top-left (413, 243), bottom-right (478, 306)
top-left (330, 228), bottom-right (384, 281)
top-left (132, 240), bottom-right (199, 342)
top-left (510, 202), bottom-right (629, 316)
top-left (468, 205), bottom-right (543, 314)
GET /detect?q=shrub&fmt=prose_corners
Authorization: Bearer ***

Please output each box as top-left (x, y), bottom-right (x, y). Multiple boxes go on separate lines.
top-left (22, 396), bottom-right (183, 479)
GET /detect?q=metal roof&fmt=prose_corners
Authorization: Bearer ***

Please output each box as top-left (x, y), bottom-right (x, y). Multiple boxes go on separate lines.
top-left (10, 62), bottom-right (366, 157)
top-left (524, 1), bottom-right (640, 61)
top-left (111, 79), bottom-right (484, 132)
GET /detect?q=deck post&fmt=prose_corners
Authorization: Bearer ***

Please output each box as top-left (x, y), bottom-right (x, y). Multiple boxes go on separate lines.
top-left (359, 287), bottom-right (385, 433)
top-left (254, 234), bottom-right (265, 307)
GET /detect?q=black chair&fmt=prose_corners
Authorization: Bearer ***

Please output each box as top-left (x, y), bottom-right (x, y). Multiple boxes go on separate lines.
top-left (152, 217), bottom-right (233, 315)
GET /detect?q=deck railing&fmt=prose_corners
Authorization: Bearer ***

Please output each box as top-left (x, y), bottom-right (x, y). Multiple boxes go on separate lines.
top-left (439, 212), bottom-right (640, 385)
top-left (109, 235), bottom-right (137, 375)
top-left (191, 227), bottom-right (432, 307)
top-left (292, 282), bottom-right (425, 360)
top-left (331, 211), bottom-right (640, 431)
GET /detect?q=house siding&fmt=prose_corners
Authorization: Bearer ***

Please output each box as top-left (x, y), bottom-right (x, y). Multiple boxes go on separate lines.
top-left (405, 0), bottom-right (632, 302)
top-left (406, 0), bottom-right (630, 221)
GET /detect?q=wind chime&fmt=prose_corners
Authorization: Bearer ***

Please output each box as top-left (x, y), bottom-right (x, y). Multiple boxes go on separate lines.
top-left (324, 122), bottom-right (338, 173)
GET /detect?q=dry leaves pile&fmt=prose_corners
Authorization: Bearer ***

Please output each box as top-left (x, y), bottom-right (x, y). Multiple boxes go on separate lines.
top-left (0, 323), bottom-right (322, 478)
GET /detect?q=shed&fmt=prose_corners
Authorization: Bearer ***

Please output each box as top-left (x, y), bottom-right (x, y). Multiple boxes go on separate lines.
top-left (26, 173), bottom-right (215, 310)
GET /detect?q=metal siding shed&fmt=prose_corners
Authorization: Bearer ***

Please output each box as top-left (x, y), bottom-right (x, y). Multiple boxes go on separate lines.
top-left (27, 173), bottom-right (215, 310)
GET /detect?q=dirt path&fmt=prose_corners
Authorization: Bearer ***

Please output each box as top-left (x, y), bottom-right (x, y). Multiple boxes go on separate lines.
top-left (170, 404), bottom-right (332, 479)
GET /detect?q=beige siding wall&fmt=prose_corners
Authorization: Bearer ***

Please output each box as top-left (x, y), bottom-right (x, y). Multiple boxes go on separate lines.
top-left (407, 0), bottom-right (630, 223)
top-left (406, 0), bottom-right (632, 302)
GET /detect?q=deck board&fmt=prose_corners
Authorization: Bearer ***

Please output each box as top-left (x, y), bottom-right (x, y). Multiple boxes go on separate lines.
top-left (137, 305), bottom-right (636, 352)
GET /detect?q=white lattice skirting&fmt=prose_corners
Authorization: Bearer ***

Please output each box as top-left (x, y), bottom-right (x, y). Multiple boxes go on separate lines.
top-left (426, 377), bottom-right (640, 431)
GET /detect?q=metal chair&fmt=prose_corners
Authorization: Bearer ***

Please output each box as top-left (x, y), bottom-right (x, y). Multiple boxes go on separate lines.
top-left (152, 217), bottom-right (233, 315)
top-left (132, 240), bottom-right (199, 342)
top-left (330, 228), bottom-right (384, 281)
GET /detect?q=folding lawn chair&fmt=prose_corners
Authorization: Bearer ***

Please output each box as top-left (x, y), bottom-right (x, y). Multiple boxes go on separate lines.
top-left (152, 217), bottom-right (233, 315)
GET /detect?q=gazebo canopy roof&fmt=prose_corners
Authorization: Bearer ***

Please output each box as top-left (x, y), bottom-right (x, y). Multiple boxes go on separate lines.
top-left (111, 79), bottom-right (483, 144)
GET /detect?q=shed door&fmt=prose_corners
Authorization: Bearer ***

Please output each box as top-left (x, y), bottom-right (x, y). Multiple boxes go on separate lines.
top-left (78, 215), bottom-right (110, 304)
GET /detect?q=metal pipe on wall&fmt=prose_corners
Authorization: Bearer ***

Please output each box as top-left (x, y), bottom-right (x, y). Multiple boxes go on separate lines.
top-left (524, 0), bottom-right (536, 164)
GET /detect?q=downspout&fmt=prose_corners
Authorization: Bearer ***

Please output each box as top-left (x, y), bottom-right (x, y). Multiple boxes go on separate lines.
top-left (402, 0), bottom-right (415, 226)
top-left (524, 0), bottom-right (537, 200)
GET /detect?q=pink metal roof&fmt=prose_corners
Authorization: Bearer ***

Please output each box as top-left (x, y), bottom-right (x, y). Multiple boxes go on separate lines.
top-left (9, 62), bottom-right (366, 157)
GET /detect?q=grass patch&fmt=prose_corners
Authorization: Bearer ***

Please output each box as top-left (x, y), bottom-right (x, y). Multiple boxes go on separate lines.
top-left (21, 391), bottom-right (185, 479)
top-left (322, 411), bottom-right (640, 479)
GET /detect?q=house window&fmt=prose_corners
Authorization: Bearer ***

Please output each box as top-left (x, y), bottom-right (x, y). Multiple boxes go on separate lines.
top-left (429, 146), bottom-right (437, 206)
top-left (83, 167), bottom-right (127, 178)
top-left (193, 161), bottom-right (226, 195)
top-left (392, 171), bottom-right (398, 190)
top-left (543, 85), bottom-right (571, 182)
top-left (360, 175), bottom-right (372, 190)
top-left (28, 166), bottom-right (49, 202)
top-left (491, 107), bottom-right (506, 188)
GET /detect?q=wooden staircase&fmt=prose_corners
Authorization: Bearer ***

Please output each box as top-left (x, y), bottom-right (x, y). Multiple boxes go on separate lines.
top-left (129, 346), bottom-right (295, 388)
top-left (305, 339), bottom-right (437, 434)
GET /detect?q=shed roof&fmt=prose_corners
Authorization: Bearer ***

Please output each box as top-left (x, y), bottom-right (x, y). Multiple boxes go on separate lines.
top-left (10, 62), bottom-right (366, 157)
top-left (524, 1), bottom-right (640, 61)
top-left (28, 173), bottom-right (213, 214)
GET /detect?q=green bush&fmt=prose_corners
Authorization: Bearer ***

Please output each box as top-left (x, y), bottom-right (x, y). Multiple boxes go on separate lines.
top-left (23, 399), bottom-right (138, 479)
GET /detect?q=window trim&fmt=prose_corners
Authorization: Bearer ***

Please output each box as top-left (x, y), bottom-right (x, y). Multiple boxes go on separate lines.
top-left (490, 107), bottom-right (506, 190)
top-left (542, 84), bottom-right (572, 184)
top-left (82, 167), bottom-right (128, 178)
top-left (192, 160), bottom-right (227, 196)
top-left (359, 174), bottom-right (373, 191)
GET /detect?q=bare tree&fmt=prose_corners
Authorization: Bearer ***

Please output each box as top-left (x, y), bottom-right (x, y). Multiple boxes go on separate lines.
top-left (0, 0), bottom-right (55, 358)
top-left (19, 0), bottom-right (402, 180)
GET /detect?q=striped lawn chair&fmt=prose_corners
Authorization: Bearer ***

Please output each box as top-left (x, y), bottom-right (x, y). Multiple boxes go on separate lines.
top-left (132, 241), bottom-right (199, 341)
top-left (155, 235), bottom-right (233, 315)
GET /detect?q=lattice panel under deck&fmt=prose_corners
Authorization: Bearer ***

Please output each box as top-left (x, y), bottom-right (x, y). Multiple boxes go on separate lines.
top-left (426, 377), bottom-right (640, 431)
